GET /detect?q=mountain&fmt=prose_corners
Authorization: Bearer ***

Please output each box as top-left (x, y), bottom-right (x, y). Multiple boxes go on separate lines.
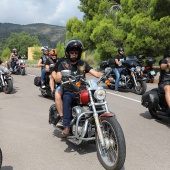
top-left (0, 23), bottom-right (66, 48)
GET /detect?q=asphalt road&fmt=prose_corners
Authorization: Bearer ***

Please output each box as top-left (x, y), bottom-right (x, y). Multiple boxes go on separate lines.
top-left (0, 67), bottom-right (170, 170)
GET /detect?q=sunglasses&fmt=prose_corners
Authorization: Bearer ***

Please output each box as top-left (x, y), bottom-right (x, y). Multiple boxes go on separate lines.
top-left (70, 51), bottom-right (79, 55)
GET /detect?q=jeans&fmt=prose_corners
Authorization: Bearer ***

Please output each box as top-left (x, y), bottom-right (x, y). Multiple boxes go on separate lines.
top-left (41, 68), bottom-right (46, 82)
top-left (63, 92), bottom-right (76, 128)
top-left (113, 67), bottom-right (124, 91)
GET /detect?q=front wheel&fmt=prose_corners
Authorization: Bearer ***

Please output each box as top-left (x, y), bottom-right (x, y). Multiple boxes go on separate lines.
top-left (96, 117), bottom-right (126, 170)
top-left (133, 80), bottom-right (147, 95)
top-left (3, 79), bottom-right (13, 94)
top-left (21, 67), bottom-right (26, 75)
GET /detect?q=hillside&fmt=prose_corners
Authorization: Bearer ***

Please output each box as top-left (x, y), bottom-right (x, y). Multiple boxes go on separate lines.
top-left (0, 23), bottom-right (66, 48)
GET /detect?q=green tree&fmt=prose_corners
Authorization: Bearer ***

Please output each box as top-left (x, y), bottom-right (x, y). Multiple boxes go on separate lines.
top-left (56, 41), bottom-right (65, 57)
top-left (0, 47), bottom-right (11, 61)
top-left (7, 31), bottom-right (40, 56)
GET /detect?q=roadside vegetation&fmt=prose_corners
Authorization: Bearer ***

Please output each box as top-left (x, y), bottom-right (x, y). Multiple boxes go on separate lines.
top-left (0, 0), bottom-right (169, 67)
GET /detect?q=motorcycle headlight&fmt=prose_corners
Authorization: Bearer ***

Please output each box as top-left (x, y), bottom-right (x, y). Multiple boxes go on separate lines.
top-left (141, 67), bottom-right (145, 71)
top-left (136, 66), bottom-right (141, 72)
top-left (94, 89), bottom-right (106, 100)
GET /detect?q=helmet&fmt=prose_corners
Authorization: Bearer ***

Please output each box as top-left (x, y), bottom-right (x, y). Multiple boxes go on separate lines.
top-left (12, 48), bottom-right (17, 53)
top-left (65, 39), bottom-right (84, 60)
top-left (49, 49), bottom-right (58, 56)
top-left (118, 47), bottom-right (124, 53)
top-left (42, 46), bottom-right (49, 55)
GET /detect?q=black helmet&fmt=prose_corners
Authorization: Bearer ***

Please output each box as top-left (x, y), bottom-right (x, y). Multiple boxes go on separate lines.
top-left (65, 39), bottom-right (84, 60)
top-left (118, 47), bottom-right (124, 53)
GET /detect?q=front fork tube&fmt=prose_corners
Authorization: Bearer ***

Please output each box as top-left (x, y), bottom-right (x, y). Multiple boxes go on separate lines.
top-left (131, 73), bottom-right (137, 86)
top-left (89, 91), bottom-right (105, 147)
top-left (0, 75), bottom-right (5, 86)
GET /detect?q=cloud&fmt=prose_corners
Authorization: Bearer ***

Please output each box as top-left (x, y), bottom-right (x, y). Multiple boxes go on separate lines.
top-left (0, 0), bottom-right (84, 26)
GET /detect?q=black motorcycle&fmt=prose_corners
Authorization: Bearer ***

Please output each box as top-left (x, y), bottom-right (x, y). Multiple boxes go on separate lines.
top-left (141, 88), bottom-right (170, 119)
top-left (0, 66), bottom-right (13, 94)
top-left (9, 56), bottom-right (26, 75)
top-left (143, 57), bottom-right (157, 83)
top-left (101, 60), bottom-right (147, 95)
top-left (34, 73), bottom-right (56, 99)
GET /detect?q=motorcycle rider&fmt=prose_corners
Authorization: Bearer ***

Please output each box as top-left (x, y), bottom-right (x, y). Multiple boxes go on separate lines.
top-left (10, 48), bottom-right (18, 72)
top-left (159, 53), bottom-right (170, 116)
top-left (114, 47), bottom-right (126, 93)
top-left (54, 38), bottom-right (103, 137)
top-left (45, 49), bottom-right (58, 94)
top-left (51, 55), bottom-right (67, 127)
top-left (38, 46), bottom-right (49, 88)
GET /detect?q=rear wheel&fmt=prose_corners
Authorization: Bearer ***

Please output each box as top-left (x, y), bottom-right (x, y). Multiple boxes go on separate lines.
top-left (3, 79), bottom-right (13, 94)
top-left (96, 117), bottom-right (126, 170)
top-left (149, 109), bottom-right (161, 120)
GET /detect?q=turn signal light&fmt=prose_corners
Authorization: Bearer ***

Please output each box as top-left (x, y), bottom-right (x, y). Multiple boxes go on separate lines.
top-left (105, 80), bottom-right (111, 85)
top-left (76, 82), bottom-right (81, 88)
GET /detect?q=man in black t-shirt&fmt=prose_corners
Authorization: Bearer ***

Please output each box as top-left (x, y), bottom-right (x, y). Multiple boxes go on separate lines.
top-left (113, 47), bottom-right (126, 93)
top-left (159, 56), bottom-right (170, 116)
top-left (45, 49), bottom-right (58, 92)
top-left (53, 39), bottom-right (103, 137)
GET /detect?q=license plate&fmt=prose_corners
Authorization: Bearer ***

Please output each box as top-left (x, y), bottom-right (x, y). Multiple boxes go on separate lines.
top-left (150, 70), bottom-right (155, 75)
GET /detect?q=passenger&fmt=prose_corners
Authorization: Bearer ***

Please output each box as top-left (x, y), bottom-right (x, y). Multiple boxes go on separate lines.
top-left (38, 46), bottom-right (49, 88)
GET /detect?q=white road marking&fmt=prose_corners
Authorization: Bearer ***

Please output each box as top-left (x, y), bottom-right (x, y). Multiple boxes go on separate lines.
top-left (27, 73), bottom-right (141, 103)
top-left (106, 91), bottom-right (141, 103)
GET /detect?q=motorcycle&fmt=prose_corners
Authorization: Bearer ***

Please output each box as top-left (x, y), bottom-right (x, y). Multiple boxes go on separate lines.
top-left (0, 66), bottom-right (13, 94)
top-left (143, 57), bottom-right (157, 83)
top-left (0, 148), bottom-right (2, 169)
top-left (49, 70), bottom-right (126, 170)
top-left (100, 60), bottom-right (147, 95)
top-left (34, 73), bottom-right (55, 99)
top-left (9, 56), bottom-right (26, 75)
top-left (141, 88), bottom-right (170, 120)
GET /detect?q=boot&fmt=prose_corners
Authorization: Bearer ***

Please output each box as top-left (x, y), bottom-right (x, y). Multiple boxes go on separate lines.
top-left (166, 108), bottom-right (170, 117)
top-left (41, 81), bottom-right (46, 89)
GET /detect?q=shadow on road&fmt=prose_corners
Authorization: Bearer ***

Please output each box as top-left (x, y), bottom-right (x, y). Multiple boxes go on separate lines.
top-left (53, 128), bottom-right (96, 155)
top-left (140, 111), bottom-right (170, 128)
top-left (1, 166), bottom-right (13, 170)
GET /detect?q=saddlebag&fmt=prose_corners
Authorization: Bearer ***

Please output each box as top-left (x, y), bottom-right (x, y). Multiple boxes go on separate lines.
top-left (141, 90), bottom-right (159, 109)
top-left (49, 104), bottom-right (60, 125)
top-left (34, 76), bottom-right (41, 86)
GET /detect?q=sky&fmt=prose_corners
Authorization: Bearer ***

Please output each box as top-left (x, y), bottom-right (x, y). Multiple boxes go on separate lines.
top-left (0, 0), bottom-right (84, 26)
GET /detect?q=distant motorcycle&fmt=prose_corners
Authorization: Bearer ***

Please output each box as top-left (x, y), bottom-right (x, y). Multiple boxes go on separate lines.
top-left (100, 60), bottom-right (147, 95)
top-left (49, 70), bottom-right (126, 170)
top-left (0, 66), bottom-right (13, 94)
top-left (34, 73), bottom-right (56, 99)
top-left (141, 88), bottom-right (170, 120)
top-left (9, 56), bottom-right (26, 75)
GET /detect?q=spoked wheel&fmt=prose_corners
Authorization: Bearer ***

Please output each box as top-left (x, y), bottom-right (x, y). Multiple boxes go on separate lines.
top-left (0, 148), bottom-right (2, 169)
top-left (133, 80), bottom-right (147, 95)
top-left (96, 117), bottom-right (126, 170)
